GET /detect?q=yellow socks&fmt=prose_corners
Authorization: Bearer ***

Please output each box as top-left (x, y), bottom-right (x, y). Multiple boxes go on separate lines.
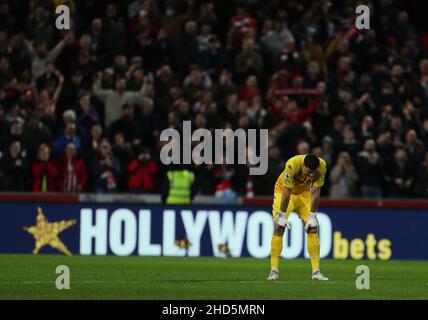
top-left (271, 233), bottom-right (320, 272)
top-left (270, 235), bottom-right (283, 271)
top-left (307, 233), bottom-right (320, 272)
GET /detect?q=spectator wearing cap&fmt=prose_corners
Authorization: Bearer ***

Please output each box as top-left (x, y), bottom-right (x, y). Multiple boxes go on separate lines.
top-left (32, 143), bottom-right (59, 192)
top-left (58, 142), bottom-right (88, 193)
top-left (92, 72), bottom-right (150, 128)
top-left (0, 140), bottom-right (30, 191)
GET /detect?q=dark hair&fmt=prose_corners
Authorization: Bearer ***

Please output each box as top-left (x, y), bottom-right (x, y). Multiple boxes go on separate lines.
top-left (304, 154), bottom-right (320, 171)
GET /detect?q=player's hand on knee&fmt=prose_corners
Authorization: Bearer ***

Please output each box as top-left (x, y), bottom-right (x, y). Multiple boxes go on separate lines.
top-left (305, 212), bottom-right (318, 232)
top-left (275, 211), bottom-right (291, 230)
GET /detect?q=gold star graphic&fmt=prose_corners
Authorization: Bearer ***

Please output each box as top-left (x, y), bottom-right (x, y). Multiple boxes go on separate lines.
top-left (23, 207), bottom-right (76, 256)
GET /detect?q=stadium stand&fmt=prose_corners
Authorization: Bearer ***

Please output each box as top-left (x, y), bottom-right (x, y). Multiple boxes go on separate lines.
top-left (0, 0), bottom-right (428, 201)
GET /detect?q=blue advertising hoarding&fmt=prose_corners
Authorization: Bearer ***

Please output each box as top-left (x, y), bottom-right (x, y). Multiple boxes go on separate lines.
top-left (0, 203), bottom-right (427, 260)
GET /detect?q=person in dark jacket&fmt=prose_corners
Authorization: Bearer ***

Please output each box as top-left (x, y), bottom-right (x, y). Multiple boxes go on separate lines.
top-left (92, 139), bottom-right (121, 193)
top-left (356, 139), bottom-right (385, 198)
top-left (1, 140), bottom-right (30, 191)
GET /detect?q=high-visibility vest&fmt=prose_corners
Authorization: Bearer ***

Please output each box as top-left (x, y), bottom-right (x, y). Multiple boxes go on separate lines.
top-left (166, 170), bottom-right (195, 204)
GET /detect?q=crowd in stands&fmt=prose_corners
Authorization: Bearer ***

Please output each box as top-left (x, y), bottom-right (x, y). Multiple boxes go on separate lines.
top-left (1, 0), bottom-right (428, 199)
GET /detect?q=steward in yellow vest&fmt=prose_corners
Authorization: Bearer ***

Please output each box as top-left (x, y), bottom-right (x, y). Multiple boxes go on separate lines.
top-left (163, 169), bottom-right (195, 204)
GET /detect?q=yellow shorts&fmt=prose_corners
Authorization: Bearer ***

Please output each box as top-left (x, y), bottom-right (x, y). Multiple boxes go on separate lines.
top-left (272, 191), bottom-right (311, 223)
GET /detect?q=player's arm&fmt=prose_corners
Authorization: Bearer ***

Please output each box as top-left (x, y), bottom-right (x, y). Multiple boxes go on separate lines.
top-left (306, 163), bottom-right (326, 232)
top-left (310, 185), bottom-right (321, 213)
top-left (280, 187), bottom-right (292, 213)
top-left (275, 187), bottom-right (292, 230)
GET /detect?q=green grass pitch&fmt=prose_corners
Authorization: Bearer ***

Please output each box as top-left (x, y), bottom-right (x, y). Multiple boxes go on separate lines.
top-left (0, 254), bottom-right (427, 299)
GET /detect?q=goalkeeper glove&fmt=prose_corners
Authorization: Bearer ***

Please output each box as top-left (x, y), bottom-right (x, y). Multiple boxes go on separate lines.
top-left (275, 211), bottom-right (291, 230)
top-left (305, 212), bottom-right (318, 232)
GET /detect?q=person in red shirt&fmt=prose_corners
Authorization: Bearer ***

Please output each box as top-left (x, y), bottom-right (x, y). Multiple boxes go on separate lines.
top-left (239, 75), bottom-right (261, 104)
top-left (58, 142), bottom-right (88, 192)
top-left (32, 143), bottom-right (59, 192)
top-left (128, 147), bottom-right (158, 193)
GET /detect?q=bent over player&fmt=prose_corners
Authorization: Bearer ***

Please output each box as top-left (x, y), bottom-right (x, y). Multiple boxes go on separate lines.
top-left (267, 153), bottom-right (328, 281)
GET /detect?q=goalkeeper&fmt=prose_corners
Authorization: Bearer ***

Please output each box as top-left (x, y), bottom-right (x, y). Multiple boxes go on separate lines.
top-left (267, 153), bottom-right (328, 281)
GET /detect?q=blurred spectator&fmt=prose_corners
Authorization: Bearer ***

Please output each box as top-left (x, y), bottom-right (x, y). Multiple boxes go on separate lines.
top-left (58, 143), bottom-right (88, 193)
top-left (92, 140), bottom-right (121, 193)
top-left (329, 152), bottom-right (358, 198)
top-left (108, 104), bottom-right (140, 148)
top-left (356, 139), bottom-right (384, 198)
top-left (53, 122), bottom-right (82, 157)
top-left (0, 140), bottom-right (29, 191)
top-left (405, 129), bottom-right (425, 164)
top-left (199, 35), bottom-right (230, 81)
top-left (112, 132), bottom-right (134, 191)
top-left (415, 151), bottom-right (428, 197)
top-left (214, 158), bottom-right (238, 204)
top-left (239, 75), bottom-right (261, 104)
top-left (32, 144), bottom-right (58, 192)
top-left (254, 146), bottom-right (284, 196)
top-left (128, 147), bottom-right (158, 193)
top-left (235, 38), bottom-right (264, 81)
top-left (77, 93), bottom-right (100, 140)
top-left (385, 147), bottom-right (415, 198)
top-left (24, 34), bottom-right (71, 78)
top-left (92, 74), bottom-right (149, 127)
top-left (22, 112), bottom-right (52, 162)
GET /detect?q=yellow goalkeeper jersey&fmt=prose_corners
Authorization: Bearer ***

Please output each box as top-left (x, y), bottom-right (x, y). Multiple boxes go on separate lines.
top-left (274, 154), bottom-right (327, 194)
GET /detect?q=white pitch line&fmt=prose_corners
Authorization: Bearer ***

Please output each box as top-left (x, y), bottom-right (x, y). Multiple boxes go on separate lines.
top-left (1, 280), bottom-right (426, 286)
